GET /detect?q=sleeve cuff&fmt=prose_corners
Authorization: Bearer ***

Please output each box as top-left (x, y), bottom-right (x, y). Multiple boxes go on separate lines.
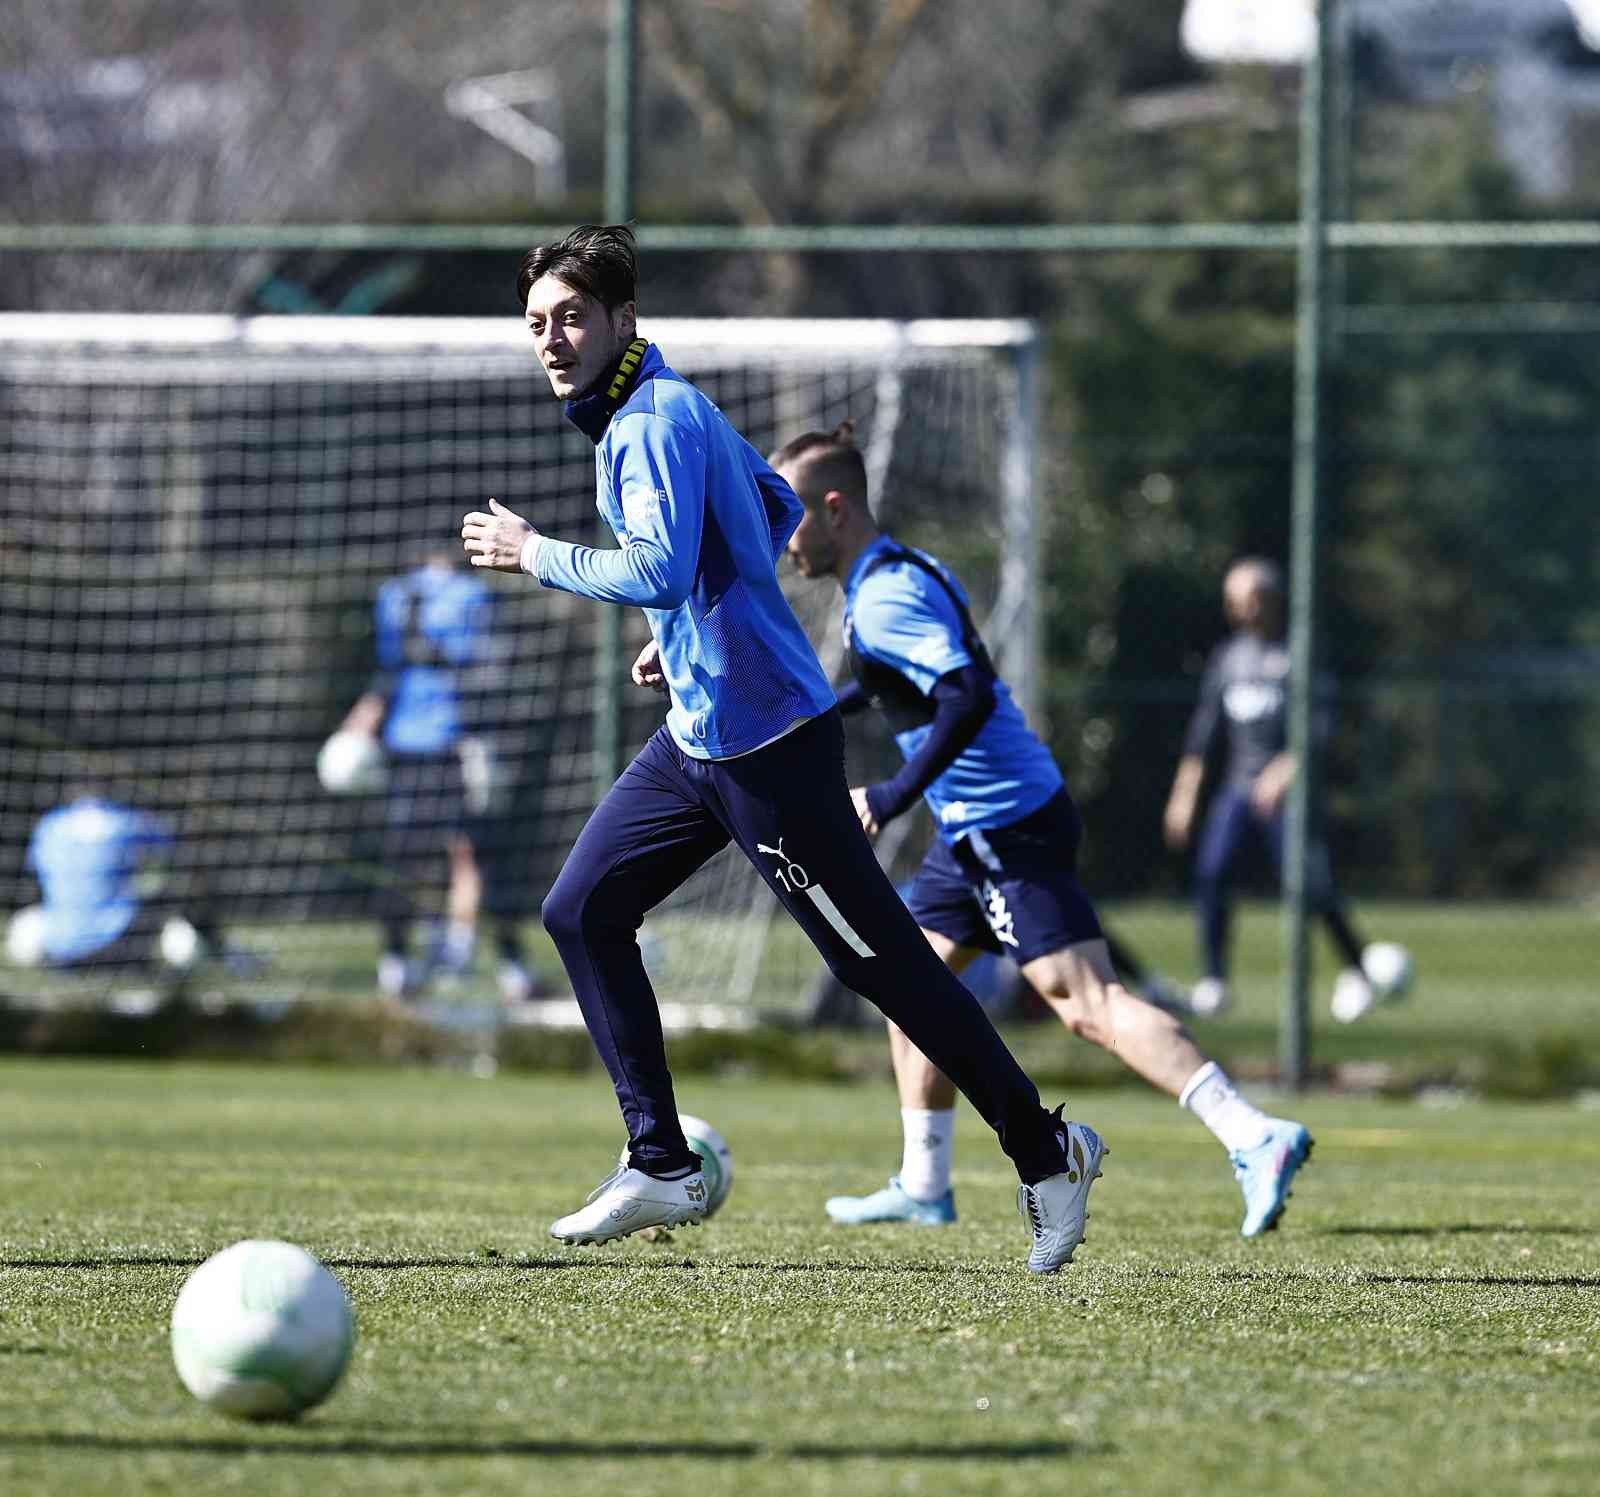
top-left (865, 782), bottom-right (902, 827)
top-left (519, 533), bottom-right (543, 576)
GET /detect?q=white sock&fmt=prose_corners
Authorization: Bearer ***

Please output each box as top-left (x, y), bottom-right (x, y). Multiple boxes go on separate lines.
top-left (898, 1107), bottom-right (955, 1201)
top-left (1179, 1061), bottom-right (1272, 1153)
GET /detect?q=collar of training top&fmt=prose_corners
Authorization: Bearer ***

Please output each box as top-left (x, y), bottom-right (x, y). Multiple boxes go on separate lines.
top-left (563, 338), bottom-right (653, 445)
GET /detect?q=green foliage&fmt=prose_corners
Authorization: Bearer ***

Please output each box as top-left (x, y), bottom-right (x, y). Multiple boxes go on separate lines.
top-left (1041, 92), bottom-right (1600, 896)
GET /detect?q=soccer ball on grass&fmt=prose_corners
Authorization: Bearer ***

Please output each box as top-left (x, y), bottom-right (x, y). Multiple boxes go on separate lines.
top-left (171, 1239), bottom-right (354, 1420)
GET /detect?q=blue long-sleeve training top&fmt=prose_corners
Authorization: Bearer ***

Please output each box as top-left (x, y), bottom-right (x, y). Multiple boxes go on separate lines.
top-left (533, 342), bottom-right (835, 759)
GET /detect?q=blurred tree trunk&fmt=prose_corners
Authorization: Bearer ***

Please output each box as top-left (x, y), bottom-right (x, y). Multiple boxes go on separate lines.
top-left (643, 0), bottom-right (933, 312)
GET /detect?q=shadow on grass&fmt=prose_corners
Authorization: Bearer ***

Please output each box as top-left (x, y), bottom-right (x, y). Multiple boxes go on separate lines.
top-left (1322, 1224), bottom-right (1593, 1238)
top-left (1, 1254), bottom-right (979, 1276)
top-left (1208, 1265), bottom-right (1600, 1291)
top-left (1360, 1273), bottom-right (1600, 1290)
top-left (0, 1430), bottom-right (1107, 1462)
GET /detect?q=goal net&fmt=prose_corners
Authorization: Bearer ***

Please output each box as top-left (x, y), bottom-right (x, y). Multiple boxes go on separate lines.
top-left (0, 315), bottom-right (1038, 1022)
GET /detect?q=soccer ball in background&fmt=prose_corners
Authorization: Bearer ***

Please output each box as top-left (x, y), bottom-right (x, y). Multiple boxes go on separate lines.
top-left (316, 731), bottom-right (387, 795)
top-left (1361, 941), bottom-right (1415, 1001)
top-left (171, 1240), bottom-right (355, 1420)
top-left (680, 1114), bottom-right (734, 1217)
top-left (4, 905), bottom-right (46, 967)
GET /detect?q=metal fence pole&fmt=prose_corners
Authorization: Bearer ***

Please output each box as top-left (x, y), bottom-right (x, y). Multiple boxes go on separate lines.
top-left (594, 0), bottom-right (637, 799)
top-left (1283, 0), bottom-right (1336, 1089)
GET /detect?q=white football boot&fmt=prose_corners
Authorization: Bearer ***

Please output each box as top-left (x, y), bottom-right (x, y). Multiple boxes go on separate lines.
top-left (497, 959), bottom-right (536, 1005)
top-left (1329, 967), bottom-right (1376, 1024)
top-left (1017, 1120), bottom-right (1108, 1274)
top-left (549, 1164), bottom-right (708, 1246)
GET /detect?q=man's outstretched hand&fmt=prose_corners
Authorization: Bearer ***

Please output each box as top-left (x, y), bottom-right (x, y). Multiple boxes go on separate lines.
top-left (462, 498), bottom-right (538, 572)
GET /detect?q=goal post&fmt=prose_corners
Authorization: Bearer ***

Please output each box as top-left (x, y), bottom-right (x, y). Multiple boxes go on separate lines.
top-left (0, 314), bottom-right (1039, 1020)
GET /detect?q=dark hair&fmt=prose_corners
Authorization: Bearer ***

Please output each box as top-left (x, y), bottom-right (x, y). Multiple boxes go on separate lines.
top-left (516, 224), bottom-right (638, 311)
top-left (769, 420), bottom-right (869, 506)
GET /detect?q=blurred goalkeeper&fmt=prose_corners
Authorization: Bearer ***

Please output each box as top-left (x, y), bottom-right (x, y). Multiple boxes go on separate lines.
top-left (5, 784), bottom-right (235, 990)
top-left (336, 549), bottom-right (537, 1004)
top-left (771, 425), bottom-right (1311, 1239)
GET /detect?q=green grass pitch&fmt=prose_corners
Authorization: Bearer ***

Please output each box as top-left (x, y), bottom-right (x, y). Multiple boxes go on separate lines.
top-left (2, 1060), bottom-right (1596, 1496)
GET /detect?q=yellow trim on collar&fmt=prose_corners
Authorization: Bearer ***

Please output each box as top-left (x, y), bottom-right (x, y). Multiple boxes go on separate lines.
top-left (607, 339), bottom-right (649, 400)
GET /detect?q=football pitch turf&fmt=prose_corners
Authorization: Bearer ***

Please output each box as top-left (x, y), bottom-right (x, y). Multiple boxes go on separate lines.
top-left (9, 898), bottom-right (1597, 1093)
top-left (2, 1061), bottom-right (1596, 1496)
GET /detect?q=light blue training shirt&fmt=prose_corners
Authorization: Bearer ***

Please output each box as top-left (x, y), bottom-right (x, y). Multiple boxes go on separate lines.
top-left (844, 536), bottom-right (1063, 842)
top-left (27, 799), bottom-right (173, 961)
top-left (534, 343), bottom-right (835, 759)
top-left (374, 565), bottom-right (491, 755)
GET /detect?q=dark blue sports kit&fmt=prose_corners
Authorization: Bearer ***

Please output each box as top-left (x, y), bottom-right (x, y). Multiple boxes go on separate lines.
top-left (535, 345), bottom-right (1071, 1185)
top-left (841, 538), bottom-right (1103, 965)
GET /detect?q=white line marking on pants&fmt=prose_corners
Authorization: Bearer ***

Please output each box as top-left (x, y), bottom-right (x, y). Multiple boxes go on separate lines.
top-left (805, 885), bottom-right (876, 958)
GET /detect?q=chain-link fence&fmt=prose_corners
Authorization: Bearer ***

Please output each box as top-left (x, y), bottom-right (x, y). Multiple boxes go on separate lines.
top-left (1, 0), bottom-right (1595, 1089)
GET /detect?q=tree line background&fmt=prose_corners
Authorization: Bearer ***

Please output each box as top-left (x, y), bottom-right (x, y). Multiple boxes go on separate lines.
top-left (5, 0), bottom-right (1598, 901)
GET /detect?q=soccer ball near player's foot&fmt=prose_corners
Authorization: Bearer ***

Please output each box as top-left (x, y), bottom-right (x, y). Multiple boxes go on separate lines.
top-left (1361, 941), bottom-right (1414, 1002)
top-left (616, 1113), bottom-right (734, 1218)
top-left (171, 1240), bottom-right (354, 1420)
top-left (679, 1115), bottom-right (734, 1217)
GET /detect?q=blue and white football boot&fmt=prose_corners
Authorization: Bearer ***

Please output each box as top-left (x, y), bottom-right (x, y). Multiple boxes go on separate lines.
top-left (825, 1177), bottom-right (957, 1227)
top-left (1018, 1118), bottom-right (1108, 1274)
top-left (1231, 1119), bottom-right (1314, 1237)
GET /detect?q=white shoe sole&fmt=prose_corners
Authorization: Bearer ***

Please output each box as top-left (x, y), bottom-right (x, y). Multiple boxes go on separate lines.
top-left (550, 1194), bottom-right (707, 1246)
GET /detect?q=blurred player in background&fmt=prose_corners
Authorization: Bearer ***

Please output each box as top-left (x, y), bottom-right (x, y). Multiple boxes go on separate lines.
top-left (337, 550), bottom-right (537, 1005)
top-left (1163, 557), bottom-right (1411, 1022)
top-left (771, 425), bottom-right (1310, 1238)
top-left (4, 785), bottom-right (235, 991)
top-left (462, 224), bottom-right (1104, 1274)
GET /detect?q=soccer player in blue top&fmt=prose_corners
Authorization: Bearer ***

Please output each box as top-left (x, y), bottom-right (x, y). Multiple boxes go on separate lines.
top-left (769, 425), bottom-right (1311, 1239)
top-left (461, 225), bottom-right (1102, 1272)
top-left (7, 787), bottom-right (224, 985)
top-left (338, 551), bottom-right (536, 1004)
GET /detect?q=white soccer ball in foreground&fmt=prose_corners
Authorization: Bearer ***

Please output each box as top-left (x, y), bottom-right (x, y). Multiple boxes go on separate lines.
top-left (680, 1114), bottom-right (734, 1217)
top-left (171, 1240), bottom-right (354, 1420)
top-left (317, 731), bottom-right (387, 795)
top-left (1361, 941), bottom-right (1414, 1001)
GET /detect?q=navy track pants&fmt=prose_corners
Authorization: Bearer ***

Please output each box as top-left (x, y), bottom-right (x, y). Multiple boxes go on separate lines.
top-left (541, 709), bottom-right (1067, 1184)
